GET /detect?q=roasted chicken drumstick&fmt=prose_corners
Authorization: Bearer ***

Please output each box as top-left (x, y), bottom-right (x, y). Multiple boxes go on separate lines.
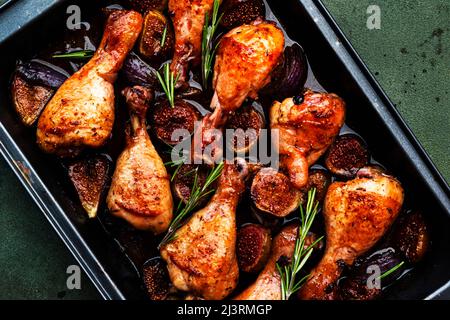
top-left (194, 20), bottom-right (285, 163)
top-left (169, 0), bottom-right (217, 86)
top-left (37, 10), bottom-right (142, 157)
top-left (299, 166), bottom-right (404, 300)
top-left (270, 90), bottom-right (346, 189)
top-left (107, 86), bottom-right (173, 234)
top-left (160, 161), bottom-right (248, 300)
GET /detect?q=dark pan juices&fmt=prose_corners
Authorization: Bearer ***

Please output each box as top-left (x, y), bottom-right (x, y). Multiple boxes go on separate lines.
top-left (10, 0), bottom-right (430, 300)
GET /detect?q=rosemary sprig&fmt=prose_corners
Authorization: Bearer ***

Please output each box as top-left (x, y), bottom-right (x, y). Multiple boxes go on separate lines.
top-left (201, 0), bottom-right (222, 89)
top-left (379, 261), bottom-right (405, 280)
top-left (160, 25), bottom-right (168, 47)
top-left (163, 140), bottom-right (191, 181)
top-left (159, 162), bottom-right (224, 248)
top-left (156, 63), bottom-right (180, 108)
top-left (277, 188), bottom-right (324, 300)
top-left (53, 50), bottom-right (94, 59)
top-left (164, 158), bottom-right (185, 182)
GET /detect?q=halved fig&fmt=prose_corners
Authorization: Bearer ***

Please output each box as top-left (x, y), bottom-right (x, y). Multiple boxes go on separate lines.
top-left (143, 257), bottom-right (171, 300)
top-left (299, 169), bottom-right (332, 204)
top-left (139, 10), bottom-right (174, 63)
top-left (11, 76), bottom-right (53, 126)
top-left (151, 99), bottom-right (201, 145)
top-left (237, 224), bottom-right (272, 273)
top-left (67, 154), bottom-right (111, 218)
top-left (251, 167), bottom-right (301, 217)
top-left (325, 134), bottom-right (370, 178)
top-left (391, 210), bottom-right (430, 263)
top-left (11, 60), bottom-right (68, 126)
top-left (125, 0), bottom-right (168, 13)
top-left (220, 0), bottom-right (266, 30)
top-left (226, 102), bottom-right (265, 153)
top-left (171, 164), bottom-right (213, 206)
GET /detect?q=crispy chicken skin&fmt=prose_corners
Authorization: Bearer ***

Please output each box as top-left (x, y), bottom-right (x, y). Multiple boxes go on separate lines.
top-left (160, 161), bottom-right (248, 300)
top-left (270, 90), bottom-right (346, 189)
top-left (195, 20), bottom-right (284, 162)
top-left (107, 86), bottom-right (173, 234)
top-left (169, 0), bottom-right (218, 86)
top-left (235, 224), bottom-right (298, 300)
top-left (37, 10), bottom-right (143, 157)
top-left (212, 20), bottom-right (285, 114)
top-left (299, 167), bottom-right (404, 300)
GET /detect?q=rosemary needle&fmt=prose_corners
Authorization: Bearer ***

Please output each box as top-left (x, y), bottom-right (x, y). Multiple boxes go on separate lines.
top-left (277, 188), bottom-right (324, 300)
top-left (201, 0), bottom-right (222, 89)
top-left (159, 162), bottom-right (224, 248)
top-left (156, 63), bottom-right (179, 108)
top-left (52, 50), bottom-right (94, 59)
top-left (161, 25), bottom-right (168, 48)
top-left (379, 261), bottom-right (405, 280)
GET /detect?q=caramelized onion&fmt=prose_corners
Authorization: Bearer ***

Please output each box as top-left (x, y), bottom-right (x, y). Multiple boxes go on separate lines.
top-left (15, 60), bottom-right (68, 88)
top-left (262, 43), bottom-right (308, 101)
top-left (121, 52), bottom-right (158, 88)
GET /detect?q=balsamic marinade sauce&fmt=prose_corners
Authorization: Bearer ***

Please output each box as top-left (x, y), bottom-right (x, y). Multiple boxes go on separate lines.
top-left (15, 0), bottom-right (423, 300)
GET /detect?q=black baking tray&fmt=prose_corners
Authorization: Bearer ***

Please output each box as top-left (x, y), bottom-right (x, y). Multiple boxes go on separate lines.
top-left (0, 0), bottom-right (15, 12)
top-left (0, 0), bottom-right (449, 300)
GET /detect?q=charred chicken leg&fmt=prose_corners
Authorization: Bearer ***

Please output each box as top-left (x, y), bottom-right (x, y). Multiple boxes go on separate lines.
top-left (107, 86), bottom-right (173, 234)
top-left (299, 167), bottom-right (404, 300)
top-left (169, 0), bottom-right (217, 86)
top-left (270, 90), bottom-right (346, 189)
top-left (160, 161), bottom-right (248, 300)
top-left (37, 10), bottom-right (143, 157)
top-left (195, 20), bottom-right (285, 162)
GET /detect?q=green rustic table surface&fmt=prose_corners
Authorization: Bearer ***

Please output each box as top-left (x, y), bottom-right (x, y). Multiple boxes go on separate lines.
top-left (0, 0), bottom-right (448, 299)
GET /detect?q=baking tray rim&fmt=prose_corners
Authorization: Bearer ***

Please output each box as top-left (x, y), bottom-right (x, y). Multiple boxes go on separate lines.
top-left (0, 0), bottom-right (448, 300)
